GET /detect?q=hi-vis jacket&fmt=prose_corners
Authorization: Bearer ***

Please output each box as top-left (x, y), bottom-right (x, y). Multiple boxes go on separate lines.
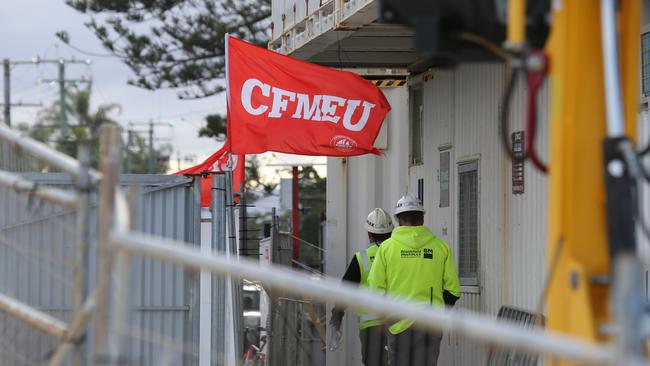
top-left (367, 226), bottom-right (461, 335)
top-left (355, 244), bottom-right (384, 329)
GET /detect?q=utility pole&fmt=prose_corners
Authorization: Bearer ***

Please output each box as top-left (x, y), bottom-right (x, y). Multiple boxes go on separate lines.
top-left (148, 120), bottom-right (154, 174)
top-left (2, 58), bottom-right (45, 126)
top-left (39, 58), bottom-right (91, 140)
top-left (126, 129), bottom-right (133, 174)
top-left (3, 59), bottom-right (9, 126)
top-left (128, 121), bottom-right (173, 174)
top-left (58, 61), bottom-right (68, 139)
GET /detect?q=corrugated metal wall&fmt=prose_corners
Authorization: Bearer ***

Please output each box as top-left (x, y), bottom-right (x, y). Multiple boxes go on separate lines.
top-left (0, 182), bottom-right (77, 364)
top-left (0, 140), bottom-right (55, 173)
top-left (0, 173), bottom-right (201, 365)
top-left (507, 77), bottom-right (549, 312)
top-left (439, 292), bottom-right (484, 365)
top-left (423, 63), bottom-right (548, 364)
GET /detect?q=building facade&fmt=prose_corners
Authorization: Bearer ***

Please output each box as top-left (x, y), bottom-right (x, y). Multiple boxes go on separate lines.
top-left (269, 1), bottom-right (650, 365)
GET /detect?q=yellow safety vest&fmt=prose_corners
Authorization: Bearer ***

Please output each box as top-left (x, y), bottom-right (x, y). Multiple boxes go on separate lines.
top-left (355, 244), bottom-right (384, 329)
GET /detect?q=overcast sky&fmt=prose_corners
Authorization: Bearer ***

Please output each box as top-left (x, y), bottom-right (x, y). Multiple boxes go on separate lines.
top-left (1, 0), bottom-right (325, 177)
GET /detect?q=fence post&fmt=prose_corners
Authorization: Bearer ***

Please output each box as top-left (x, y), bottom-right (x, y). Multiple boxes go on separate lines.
top-left (225, 170), bottom-right (243, 361)
top-left (212, 173), bottom-right (227, 366)
top-left (612, 254), bottom-right (645, 364)
top-left (192, 176), bottom-right (204, 366)
top-left (94, 124), bottom-right (122, 363)
top-left (74, 142), bottom-right (92, 366)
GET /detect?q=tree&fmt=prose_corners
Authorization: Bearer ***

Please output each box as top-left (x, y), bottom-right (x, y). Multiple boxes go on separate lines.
top-left (245, 156), bottom-right (278, 195)
top-left (61, 0), bottom-right (271, 99)
top-left (18, 86), bottom-right (171, 173)
top-left (294, 167), bottom-right (326, 270)
top-left (29, 84), bottom-right (121, 160)
top-left (124, 132), bottom-right (173, 173)
top-left (198, 114), bottom-right (227, 141)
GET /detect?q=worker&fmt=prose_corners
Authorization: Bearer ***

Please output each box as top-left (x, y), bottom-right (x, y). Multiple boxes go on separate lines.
top-left (368, 195), bottom-right (460, 366)
top-left (329, 208), bottom-right (395, 366)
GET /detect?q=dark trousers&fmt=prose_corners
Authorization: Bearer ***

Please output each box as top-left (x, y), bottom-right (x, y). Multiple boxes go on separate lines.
top-left (386, 328), bottom-right (442, 366)
top-left (360, 325), bottom-right (388, 366)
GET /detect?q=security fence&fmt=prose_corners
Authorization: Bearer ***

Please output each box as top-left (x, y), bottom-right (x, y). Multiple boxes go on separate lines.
top-left (0, 172), bottom-right (202, 364)
top-left (0, 121), bottom-right (644, 366)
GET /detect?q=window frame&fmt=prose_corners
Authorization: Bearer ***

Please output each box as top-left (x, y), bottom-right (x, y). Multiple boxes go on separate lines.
top-left (642, 31), bottom-right (650, 98)
top-left (409, 85), bottom-right (424, 166)
top-left (438, 147), bottom-right (451, 208)
top-left (457, 159), bottom-right (480, 287)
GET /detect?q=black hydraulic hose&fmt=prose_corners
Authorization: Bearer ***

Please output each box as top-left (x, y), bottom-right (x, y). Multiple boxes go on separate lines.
top-left (500, 66), bottom-right (524, 162)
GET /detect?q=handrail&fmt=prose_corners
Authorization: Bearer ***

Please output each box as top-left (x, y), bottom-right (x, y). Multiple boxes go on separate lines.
top-left (111, 231), bottom-right (615, 365)
top-left (0, 124), bottom-right (101, 183)
top-left (0, 169), bottom-right (78, 208)
top-left (0, 292), bottom-right (69, 339)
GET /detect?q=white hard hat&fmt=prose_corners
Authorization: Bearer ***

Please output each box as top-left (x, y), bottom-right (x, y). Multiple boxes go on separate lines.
top-left (364, 208), bottom-right (394, 234)
top-left (394, 195), bottom-right (425, 216)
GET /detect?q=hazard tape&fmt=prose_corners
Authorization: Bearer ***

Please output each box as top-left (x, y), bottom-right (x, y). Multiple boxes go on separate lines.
top-left (370, 79), bottom-right (406, 87)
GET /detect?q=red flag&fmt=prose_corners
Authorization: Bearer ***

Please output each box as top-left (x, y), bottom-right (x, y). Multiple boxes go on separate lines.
top-left (226, 36), bottom-right (390, 156)
top-left (175, 144), bottom-right (245, 207)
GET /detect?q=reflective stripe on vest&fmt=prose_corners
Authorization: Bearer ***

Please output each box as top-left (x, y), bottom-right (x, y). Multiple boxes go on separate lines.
top-left (356, 244), bottom-right (383, 329)
top-left (357, 244), bottom-right (379, 288)
top-left (360, 249), bottom-right (370, 274)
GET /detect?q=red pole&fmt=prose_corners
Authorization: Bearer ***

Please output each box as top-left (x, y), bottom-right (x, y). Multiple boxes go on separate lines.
top-left (292, 166), bottom-right (299, 264)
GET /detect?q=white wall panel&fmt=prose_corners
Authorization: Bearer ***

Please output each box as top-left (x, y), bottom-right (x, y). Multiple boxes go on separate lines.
top-left (507, 78), bottom-right (549, 312)
top-left (325, 64), bottom-right (551, 366)
top-left (326, 87), bottom-right (409, 366)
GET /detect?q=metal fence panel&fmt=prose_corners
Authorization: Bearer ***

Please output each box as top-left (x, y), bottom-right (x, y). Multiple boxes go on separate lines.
top-left (0, 173), bottom-right (200, 365)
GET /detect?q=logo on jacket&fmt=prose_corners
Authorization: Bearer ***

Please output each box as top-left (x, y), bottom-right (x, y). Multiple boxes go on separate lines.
top-left (400, 249), bottom-right (421, 258)
top-left (423, 248), bottom-right (433, 259)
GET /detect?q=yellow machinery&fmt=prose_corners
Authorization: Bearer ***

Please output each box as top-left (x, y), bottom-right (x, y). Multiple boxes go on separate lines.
top-left (379, 0), bottom-right (647, 362)
top-left (534, 0), bottom-right (642, 363)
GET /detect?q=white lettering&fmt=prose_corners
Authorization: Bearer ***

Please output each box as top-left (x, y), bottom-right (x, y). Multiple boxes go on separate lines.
top-left (320, 95), bottom-right (346, 123)
top-left (342, 100), bottom-right (376, 132)
top-left (268, 87), bottom-right (296, 118)
top-left (241, 78), bottom-right (270, 116)
top-left (291, 94), bottom-right (322, 121)
top-left (239, 78), bottom-right (379, 132)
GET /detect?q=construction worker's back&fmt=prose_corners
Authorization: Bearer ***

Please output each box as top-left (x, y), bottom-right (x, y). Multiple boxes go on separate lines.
top-left (367, 195), bottom-right (460, 366)
top-left (369, 225), bottom-right (460, 334)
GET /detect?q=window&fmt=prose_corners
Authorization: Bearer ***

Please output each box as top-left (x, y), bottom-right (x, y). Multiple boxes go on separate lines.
top-left (643, 32), bottom-right (650, 97)
top-left (410, 88), bottom-right (423, 165)
top-left (458, 161), bottom-right (479, 286)
top-left (439, 150), bottom-right (450, 207)
top-left (417, 178), bottom-right (424, 204)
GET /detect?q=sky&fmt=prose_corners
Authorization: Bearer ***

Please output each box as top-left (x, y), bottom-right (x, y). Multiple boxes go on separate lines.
top-left (0, 0), bottom-right (325, 179)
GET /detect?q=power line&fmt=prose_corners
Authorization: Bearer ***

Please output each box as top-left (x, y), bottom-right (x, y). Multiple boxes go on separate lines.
top-left (58, 41), bottom-right (118, 59)
top-left (123, 107), bottom-right (222, 121)
top-left (3, 57), bottom-right (92, 135)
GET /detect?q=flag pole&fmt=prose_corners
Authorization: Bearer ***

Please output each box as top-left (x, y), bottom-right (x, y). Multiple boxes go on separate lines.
top-left (224, 33), bottom-right (231, 108)
top-left (224, 33), bottom-right (232, 153)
